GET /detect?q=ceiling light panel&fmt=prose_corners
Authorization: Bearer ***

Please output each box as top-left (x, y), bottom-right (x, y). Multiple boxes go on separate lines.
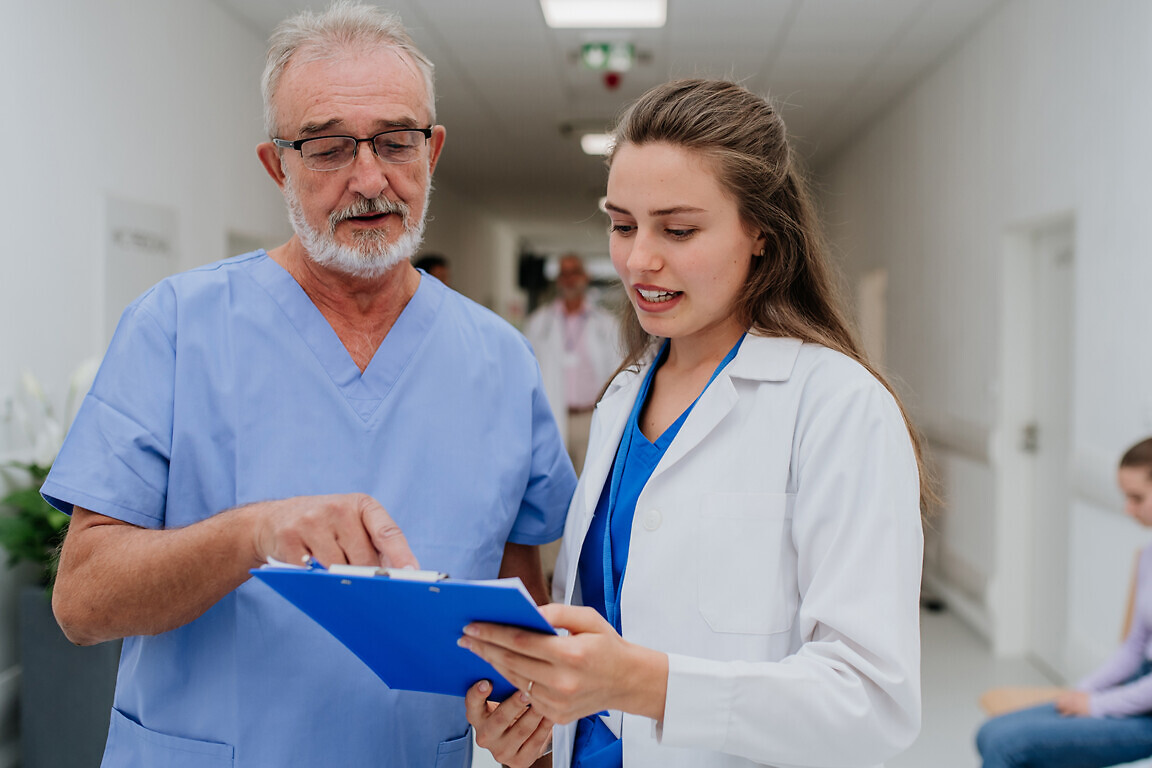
top-left (580, 133), bottom-right (614, 155)
top-left (541, 0), bottom-right (667, 29)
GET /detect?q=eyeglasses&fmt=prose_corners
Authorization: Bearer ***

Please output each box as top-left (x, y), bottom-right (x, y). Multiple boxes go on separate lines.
top-left (273, 128), bottom-right (433, 171)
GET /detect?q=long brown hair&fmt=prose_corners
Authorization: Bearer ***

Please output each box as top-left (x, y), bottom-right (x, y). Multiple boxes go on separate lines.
top-left (607, 78), bottom-right (934, 513)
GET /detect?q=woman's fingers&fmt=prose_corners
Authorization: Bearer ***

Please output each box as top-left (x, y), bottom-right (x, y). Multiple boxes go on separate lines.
top-left (459, 631), bottom-right (549, 695)
top-left (461, 606), bottom-right (627, 714)
top-left (462, 621), bottom-right (553, 657)
top-left (538, 602), bottom-right (611, 633)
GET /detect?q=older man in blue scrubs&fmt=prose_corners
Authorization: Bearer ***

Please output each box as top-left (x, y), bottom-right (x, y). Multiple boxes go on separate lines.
top-left (42, 3), bottom-right (575, 766)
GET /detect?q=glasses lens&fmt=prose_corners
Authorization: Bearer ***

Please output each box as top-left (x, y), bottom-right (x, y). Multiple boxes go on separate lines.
top-left (373, 130), bottom-right (426, 164)
top-left (299, 137), bottom-right (356, 171)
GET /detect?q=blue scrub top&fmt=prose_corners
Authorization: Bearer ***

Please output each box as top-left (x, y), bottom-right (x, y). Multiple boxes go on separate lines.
top-left (573, 335), bottom-right (744, 768)
top-left (43, 251), bottom-right (575, 768)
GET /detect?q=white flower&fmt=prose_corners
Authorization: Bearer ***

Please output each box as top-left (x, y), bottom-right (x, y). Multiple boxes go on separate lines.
top-left (65, 358), bottom-right (100, 427)
top-left (10, 359), bottom-right (99, 468)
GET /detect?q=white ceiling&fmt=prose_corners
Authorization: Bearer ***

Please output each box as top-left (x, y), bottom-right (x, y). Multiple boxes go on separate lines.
top-left (213, 0), bottom-right (1006, 255)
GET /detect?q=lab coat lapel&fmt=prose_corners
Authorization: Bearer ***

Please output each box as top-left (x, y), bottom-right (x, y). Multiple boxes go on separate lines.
top-left (559, 370), bottom-right (638, 607)
top-left (576, 336), bottom-right (803, 518)
top-left (650, 374), bottom-right (739, 481)
top-left (578, 372), bottom-right (637, 520)
top-left (650, 335), bottom-right (803, 481)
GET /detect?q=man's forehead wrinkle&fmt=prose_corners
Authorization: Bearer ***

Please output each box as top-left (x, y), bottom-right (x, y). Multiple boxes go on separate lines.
top-left (278, 52), bottom-right (431, 134)
top-left (288, 43), bottom-right (428, 98)
top-left (385, 48), bottom-right (427, 95)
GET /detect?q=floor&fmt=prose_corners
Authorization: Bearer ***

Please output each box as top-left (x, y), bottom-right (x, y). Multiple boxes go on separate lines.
top-left (889, 606), bottom-right (1054, 768)
top-left (472, 605), bottom-right (1059, 767)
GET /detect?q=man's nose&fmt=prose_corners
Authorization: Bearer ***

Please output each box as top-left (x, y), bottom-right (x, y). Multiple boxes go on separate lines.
top-left (346, 142), bottom-right (392, 199)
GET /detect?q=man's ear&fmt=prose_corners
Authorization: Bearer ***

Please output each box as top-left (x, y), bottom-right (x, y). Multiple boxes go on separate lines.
top-left (426, 125), bottom-right (447, 175)
top-left (256, 142), bottom-right (287, 189)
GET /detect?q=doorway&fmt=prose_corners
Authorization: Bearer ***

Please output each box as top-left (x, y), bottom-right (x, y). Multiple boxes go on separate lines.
top-left (996, 216), bottom-right (1075, 676)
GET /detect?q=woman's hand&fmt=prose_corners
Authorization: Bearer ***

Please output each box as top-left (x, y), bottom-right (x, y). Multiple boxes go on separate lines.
top-left (458, 603), bottom-right (669, 725)
top-left (1055, 690), bottom-right (1092, 717)
top-left (464, 680), bottom-right (552, 768)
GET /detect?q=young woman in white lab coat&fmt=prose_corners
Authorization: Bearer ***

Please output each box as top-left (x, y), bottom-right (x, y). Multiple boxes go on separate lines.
top-left (461, 78), bottom-right (927, 768)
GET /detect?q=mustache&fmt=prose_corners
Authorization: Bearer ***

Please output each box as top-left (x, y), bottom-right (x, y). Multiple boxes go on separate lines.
top-left (328, 197), bottom-right (410, 231)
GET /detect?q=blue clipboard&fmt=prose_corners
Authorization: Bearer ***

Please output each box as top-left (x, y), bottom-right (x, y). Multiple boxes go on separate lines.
top-left (251, 565), bottom-right (555, 699)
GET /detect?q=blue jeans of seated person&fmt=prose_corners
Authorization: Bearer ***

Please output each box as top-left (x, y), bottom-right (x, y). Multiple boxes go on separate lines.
top-left (976, 703), bottom-right (1152, 767)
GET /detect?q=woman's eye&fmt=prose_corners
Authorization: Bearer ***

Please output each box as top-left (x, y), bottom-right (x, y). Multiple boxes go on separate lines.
top-left (610, 223), bottom-right (635, 235)
top-left (666, 228), bottom-right (695, 239)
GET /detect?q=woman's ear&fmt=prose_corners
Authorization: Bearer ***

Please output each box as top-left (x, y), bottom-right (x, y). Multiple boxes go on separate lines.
top-left (754, 232), bottom-right (768, 257)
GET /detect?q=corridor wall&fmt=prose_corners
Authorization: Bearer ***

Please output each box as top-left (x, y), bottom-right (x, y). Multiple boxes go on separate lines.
top-left (819, 0), bottom-right (1152, 682)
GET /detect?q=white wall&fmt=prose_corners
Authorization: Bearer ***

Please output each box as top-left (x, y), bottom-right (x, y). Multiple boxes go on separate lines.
top-left (420, 185), bottom-right (527, 325)
top-left (1, 0), bottom-right (291, 405)
top-left (820, 0), bottom-right (1152, 680)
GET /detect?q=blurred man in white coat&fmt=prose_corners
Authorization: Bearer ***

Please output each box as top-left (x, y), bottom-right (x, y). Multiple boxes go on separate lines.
top-left (524, 254), bottom-right (621, 473)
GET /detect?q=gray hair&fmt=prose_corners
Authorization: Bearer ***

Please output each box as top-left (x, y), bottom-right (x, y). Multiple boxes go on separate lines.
top-left (261, 0), bottom-right (436, 137)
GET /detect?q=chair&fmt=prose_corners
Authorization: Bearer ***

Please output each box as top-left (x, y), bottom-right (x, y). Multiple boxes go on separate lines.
top-left (979, 550), bottom-right (1140, 717)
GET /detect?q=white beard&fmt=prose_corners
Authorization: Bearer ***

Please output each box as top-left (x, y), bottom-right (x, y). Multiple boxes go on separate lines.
top-left (284, 176), bottom-right (428, 279)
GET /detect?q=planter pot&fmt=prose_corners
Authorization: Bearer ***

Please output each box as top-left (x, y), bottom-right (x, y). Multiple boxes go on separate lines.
top-left (18, 586), bottom-right (121, 768)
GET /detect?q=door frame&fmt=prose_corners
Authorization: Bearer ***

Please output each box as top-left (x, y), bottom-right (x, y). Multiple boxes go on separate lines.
top-left (989, 212), bottom-right (1075, 670)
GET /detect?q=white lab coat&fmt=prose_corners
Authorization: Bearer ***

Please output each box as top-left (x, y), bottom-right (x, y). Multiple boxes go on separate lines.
top-left (551, 335), bottom-right (923, 768)
top-left (523, 300), bottom-right (621, 445)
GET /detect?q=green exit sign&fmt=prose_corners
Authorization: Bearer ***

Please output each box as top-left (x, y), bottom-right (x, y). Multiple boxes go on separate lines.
top-left (580, 42), bottom-right (634, 72)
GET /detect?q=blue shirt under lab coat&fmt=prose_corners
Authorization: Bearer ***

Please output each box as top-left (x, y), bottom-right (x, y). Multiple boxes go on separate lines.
top-left (42, 251), bottom-right (575, 768)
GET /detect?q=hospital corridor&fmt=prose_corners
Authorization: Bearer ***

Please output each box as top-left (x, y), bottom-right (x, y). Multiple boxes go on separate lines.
top-left (4, 0), bottom-right (1152, 765)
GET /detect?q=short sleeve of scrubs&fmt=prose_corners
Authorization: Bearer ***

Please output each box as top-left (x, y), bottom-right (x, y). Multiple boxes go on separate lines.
top-left (43, 286), bottom-right (177, 528)
top-left (509, 377), bottom-right (576, 545)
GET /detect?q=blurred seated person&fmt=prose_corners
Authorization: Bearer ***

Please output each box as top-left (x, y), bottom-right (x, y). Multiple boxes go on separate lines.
top-left (976, 436), bottom-right (1152, 768)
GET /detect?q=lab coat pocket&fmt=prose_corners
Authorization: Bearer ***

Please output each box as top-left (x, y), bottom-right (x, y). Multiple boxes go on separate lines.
top-left (434, 726), bottom-right (473, 767)
top-left (697, 492), bottom-right (797, 635)
top-left (103, 707), bottom-right (234, 767)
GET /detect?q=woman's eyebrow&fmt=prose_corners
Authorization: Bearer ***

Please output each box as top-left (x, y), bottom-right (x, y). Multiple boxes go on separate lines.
top-left (650, 205), bottom-right (706, 216)
top-left (603, 202), bottom-right (707, 217)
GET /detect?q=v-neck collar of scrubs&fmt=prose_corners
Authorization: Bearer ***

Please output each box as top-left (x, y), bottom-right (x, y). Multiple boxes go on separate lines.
top-left (247, 252), bottom-right (442, 422)
top-left (579, 333), bottom-right (747, 633)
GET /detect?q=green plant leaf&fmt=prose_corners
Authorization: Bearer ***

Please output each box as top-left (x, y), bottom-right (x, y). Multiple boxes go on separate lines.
top-left (0, 462), bottom-right (66, 587)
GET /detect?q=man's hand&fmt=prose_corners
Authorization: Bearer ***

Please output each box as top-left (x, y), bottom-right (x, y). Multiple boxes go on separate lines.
top-left (247, 493), bottom-right (418, 569)
top-left (54, 494), bottom-right (416, 645)
top-left (465, 680), bottom-right (553, 768)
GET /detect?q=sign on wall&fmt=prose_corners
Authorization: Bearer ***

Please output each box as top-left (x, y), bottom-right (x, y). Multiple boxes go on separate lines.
top-left (104, 197), bottom-right (178, 343)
